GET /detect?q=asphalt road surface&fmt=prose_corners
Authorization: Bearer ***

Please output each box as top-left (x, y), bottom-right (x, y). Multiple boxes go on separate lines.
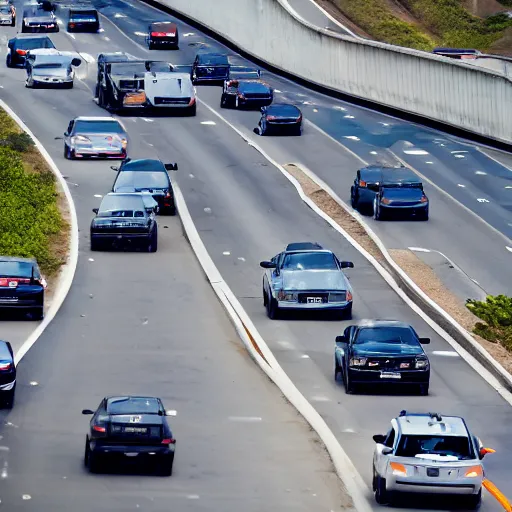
top-left (0, 1), bottom-right (510, 512)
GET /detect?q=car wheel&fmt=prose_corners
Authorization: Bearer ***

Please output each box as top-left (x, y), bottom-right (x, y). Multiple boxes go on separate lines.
top-left (90, 237), bottom-right (100, 251)
top-left (350, 187), bottom-right (359, 209)
top-left (294, 125), bottom-right (302, 136)
top-left (334, 358), bottom-right (342, 381)
top-left (64, 144), bottom-right (74, 160)
top-left (88, 450), bottom-right (101, 473)
top-left (84, 439), bottom-right (90, 467)
top-left (3, 389), bottom-right (15, 409)
top-left (187, 103), bottom-right (197, 116)
top-left (419, 208), bottom-right (429, 221)
top-left (418, 383), bottom-right (429, 396)
top-left (6, 54), bottom-right (12, 68)
top-left (65, 82), bottom-right (73, 89)
top-left (30, 307), bottom-right (44, 321)
top-left (266, 295), bottom-right (279, 319)
top-left (374, 476), bottom-right (389, 505)
top-left (148, 227), bottom-right (158, 253)
top-left (158, 454), bottom-right (174, 476)
top-left (340, 304), bottom-right (352, 320)
top-left (263, 284), bottom-right (268, 307)
top-left (373, 199), bottom-right (382, 220)
top-left (21, 21), bottom-right (26, 32)
top-left (466, 490), bottom-right (482, 510)
top-left (167, 203), bottom-right (177, 216)
top-left (344, 369), bottom-right (355, 394)
top-left (220, 94), bottom-right (228, 108)
top-left (148, 42), bottom-right (154, 50)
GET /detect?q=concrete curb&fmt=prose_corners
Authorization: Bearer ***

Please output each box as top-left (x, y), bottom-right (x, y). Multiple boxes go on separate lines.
top-left (0, 100), bottom-right (80, 365)
top-left (172, 182), bottom-right (371, 512)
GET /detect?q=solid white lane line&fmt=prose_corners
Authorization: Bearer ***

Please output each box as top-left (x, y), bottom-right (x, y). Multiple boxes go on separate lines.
top-left (432, 351), bottom-right (460, 357)
top-left (228, 416), bottom-right (262, 422)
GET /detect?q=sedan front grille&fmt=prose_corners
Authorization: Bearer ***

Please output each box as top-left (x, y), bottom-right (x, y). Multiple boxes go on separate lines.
top-left (297, 292), bottom-right (328, 304)
top-left (366, 358), bottom-right (416, 370)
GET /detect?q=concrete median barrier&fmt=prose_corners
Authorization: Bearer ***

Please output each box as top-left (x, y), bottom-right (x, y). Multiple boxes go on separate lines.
top-left (145, 0), bottom-right (512, 146)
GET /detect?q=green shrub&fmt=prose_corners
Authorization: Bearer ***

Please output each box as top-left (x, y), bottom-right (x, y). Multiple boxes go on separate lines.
top-left (466, 295), bottom-right (512, 352)
top-left (0, 146), bottom-right (63, 274)
top-left (0, 132), bottom-right (35, 153)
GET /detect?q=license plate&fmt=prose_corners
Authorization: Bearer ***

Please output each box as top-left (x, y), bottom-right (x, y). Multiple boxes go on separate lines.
top-left (307, 297), bottom-right (323, 303)
top-left (427, 467), bottom-right (440, 477)
top-left (123, 427), bottom-right (147, 434)
top-left (380, 372), bottom-right (401, 379)
top-left (124, 452), bottom-right (139, 457)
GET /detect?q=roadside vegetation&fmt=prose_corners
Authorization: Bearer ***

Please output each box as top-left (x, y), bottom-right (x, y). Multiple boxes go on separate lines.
top-left (0, 108), bottom-right (68, 276)
top-left (467, 295), bottom-right (512, 353)
top-left (328, 0), bottom-right (512, 52)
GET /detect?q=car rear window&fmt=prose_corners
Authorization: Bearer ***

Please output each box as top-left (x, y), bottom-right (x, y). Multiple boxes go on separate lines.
top-left (281, 252), bottom-right (337, 271)
top-left (70, 11), bottom-right (97, 20)
top-left (0, 261), bottom-right (33, 277)
top-left (107, 397), bottom-right (161, 415)
top-left (115, 171), bottom-right (169, 190)
top-left (98, 194), bottom-right (145, 214)
top-left (267, 104), bottom-right (300, 117)
top-left (239, 81), bottom-right (269, 93)
top-left (355, 327), bottom-right (417, 346)
top-left (198, 54), bottom-right (229, 66)
top-left (122, 159), bottom-right (165, 172)
top-left (16, 38), bottom-right (55, 49)
top-left (395, 435), bottom-right (473, 460)
top-left (74, 120), bottom-right (124, 134)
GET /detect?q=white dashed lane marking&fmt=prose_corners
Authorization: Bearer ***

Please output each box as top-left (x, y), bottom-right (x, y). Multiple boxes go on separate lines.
top-left (432, 351), bottom-right (460, 357)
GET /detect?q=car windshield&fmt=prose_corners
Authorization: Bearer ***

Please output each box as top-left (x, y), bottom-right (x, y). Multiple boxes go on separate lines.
top-left (115, 171), bottom-right (168, 189)
top-left (70, 12), bottom-right (97, 20)
top-left (0, 6), bottom-right (10, 13)
top-left (74, 120), bottom-right (124, 134)
top-left (107, 397), bottom-right (161, 415)
top-left (16, 38), bottom-right (54, 49)
top-left (395, 435), bottom-right (473, 460)
top-left (98, 195), bottom-right (145, 215)
top-left (34, 62), bottom-right (63, 68)
top-left (354, 327), bottom-right (417, 345)
top-left (0, 261), bottom-right (33, 277)
top-left (199, 54), bottom-right (228, 65)
top-left (281, 252), bottom-right (338, 271)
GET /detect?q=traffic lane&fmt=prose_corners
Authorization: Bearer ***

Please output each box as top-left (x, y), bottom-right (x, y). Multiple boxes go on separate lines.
top-left (134, 107), bottom-right (512, 503)
top-left (192, 89), bottom-right (511, 297)
top-left (0, 221), bottom-right (347, 512)
top-left (0, 47), bottom-right (348, 512)
top-left (286, 0), bottom-right (352, 34)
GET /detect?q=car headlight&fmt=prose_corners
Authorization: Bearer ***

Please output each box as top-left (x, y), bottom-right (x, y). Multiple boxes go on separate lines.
top-left (277, 290), bottom-right (295, 301)
top-left (415, 358), bottom-right (429, 369)
top-left (349, 357), bottom-right (367, 367)
top-left (381, 197), bottom-right (391, 205)
top-left (71, 135), bottom-right (90, 144)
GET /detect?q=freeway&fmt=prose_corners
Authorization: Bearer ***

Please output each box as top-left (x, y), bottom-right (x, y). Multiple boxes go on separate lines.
top-left (0, 1), bottom-right (510, 511)
top-left (0, 2), bottom-right (506, 511)
top-left (0, 12), bottom-right (348, 512)
top-left (102, 0), bottom-right (512, 301)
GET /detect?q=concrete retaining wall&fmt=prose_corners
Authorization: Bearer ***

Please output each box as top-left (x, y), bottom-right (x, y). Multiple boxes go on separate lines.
top-left (155, 0), bottom-right (512, 144)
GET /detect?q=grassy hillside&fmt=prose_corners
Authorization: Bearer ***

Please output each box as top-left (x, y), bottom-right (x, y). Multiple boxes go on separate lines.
top-left (327, 0), bottom-right (512, 53)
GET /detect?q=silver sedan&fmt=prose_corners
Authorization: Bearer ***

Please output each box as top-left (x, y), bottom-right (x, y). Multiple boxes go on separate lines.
top-left (25, 49), bottom-right (81, 88)
top-left (63, 116), bottom-right (128, 160)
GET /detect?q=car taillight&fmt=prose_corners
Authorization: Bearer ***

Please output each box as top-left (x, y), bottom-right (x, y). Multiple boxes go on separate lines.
top-left (161, 438), bottom-right (176, 445)
top-left (464, 466), bottom-right (483, 478)
top-left (420, 195), bottom-right (428, 203)
top-left (346, 290), bottom-right (353, 301)
top-left (16, 49), bottom-right (27, 56)
top-left (390, 462), bottom-right (407, 476)
top-left (359, 180), bottom-right (367, 187)
top-left (188, 97), bottom-right (196, 106)
top-left (266, 115), bottom-right (277, 121)
top-left (297, 114), bottom-right (303, 122)
top-left (93, 425), bottom-right (106, 433)
top-left (0, 362), bottom-right (12, 371)
top-left (151, 31), bottom-right (167, 37)
top-left (165, 192), bottom-right (172, 198)
top-left (69, 23), bottom-right (75, 28)
top-left (381, 197), bottom-right (391, 205)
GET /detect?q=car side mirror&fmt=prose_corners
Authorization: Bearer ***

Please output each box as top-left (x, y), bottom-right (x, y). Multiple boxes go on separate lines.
top-left (479, 447), bottom-right (495, 459)
top-left (373, 434), bottom-right (386, 444)
top-left (335, 335), bottom-right (346, 344)
top-left (419, 337), bottom-right (430, 344)
top-left (260, 260), bottom-right (276, 269)
top-left (63, 132), bottom-right (69, 137)
top-left (382, 447), bottom-right (393, 455)
top-left (110, 166), bottom-right (119, 171)
top-left (71, 58), bottom-right (82, 67)
top-left (340, 261), bottom-right (354, 269)
top-left (92, 208), bottom-right (99, 214)
top-left (164, 163), bottom-right (178, 171)
top-left (82, 409), bottom-right (94, 415)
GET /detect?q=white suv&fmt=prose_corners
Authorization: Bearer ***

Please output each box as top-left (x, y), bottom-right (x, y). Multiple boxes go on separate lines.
top-left (372, 411), bottom-right (495, 508)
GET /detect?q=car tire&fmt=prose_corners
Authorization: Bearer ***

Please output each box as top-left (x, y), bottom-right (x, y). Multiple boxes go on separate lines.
top-left (263, 284), bottom-right (268, 307)
top-left (418, 383), bottom-right (429, 396)
top-left (148, 227), bottom-right (158, 253)
top-left (3, 389), bottom-right (15, 409)
top-left (21, 21), bottom-right (27, 32)
top-left (187, 103), bottom-right (197, 116)
top-left (419, 208), bottom-right (429, 221)
top-left (158, 454), bottom-right (174, 476)
top-left (90, 237), bottom-right (100, 251)
top-left (350, 187), bottom-right (359, 209)
top-left (344, 369), bottom-right (355, 394)
top-left (340, 304), bottom-right (352, 320)
top-left (148, 42), bottom-right (154, 50)
top-left (266, 295), bottom-right (279, 319)
top-left (374, 476), bottom-right (389, 505)
top-left (6, 54), bottom-right (12, 68)
top-left (466, 490), bottom-right (482, 510)
top-left (64, 144), bottom-right (74, 160)
top-left (65, 82), bottom-right (73, 89)
top-left (294, 125), bottom-right (302, 136)
top-left (84, 439), bottom-right (90, 467)
top-left (166, 204), bottom-right (176, 216)
top-left (220, 94), bottom-right (228, 108)
top-left (373, 199), bottom-right (383, 220)
top-left (31, 307), bottom-right (44, 321)
top-left (88, 450), bottom-right (101, 473)
top-left (334, 358), bottom-right (342, 381)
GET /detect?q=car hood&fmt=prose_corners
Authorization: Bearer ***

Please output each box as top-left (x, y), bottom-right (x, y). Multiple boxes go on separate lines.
top-left (352, 341), bottom-right (424, 357)
top-left (32, 67), bottom-right (69, 77)
top-left (144, 72), bottom-right (194, 101)
top-left (281, 270), bottom-right (348, 291)
top-left (382, 188), bottom-right (424, 201)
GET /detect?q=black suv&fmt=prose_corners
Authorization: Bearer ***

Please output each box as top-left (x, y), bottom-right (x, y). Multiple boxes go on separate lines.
top-left (0, 340), bottom-right (15, 408)
top-left (83, 396), bottom-right (176, 475)
top-left (6, 34), bottom-right (55, 67)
